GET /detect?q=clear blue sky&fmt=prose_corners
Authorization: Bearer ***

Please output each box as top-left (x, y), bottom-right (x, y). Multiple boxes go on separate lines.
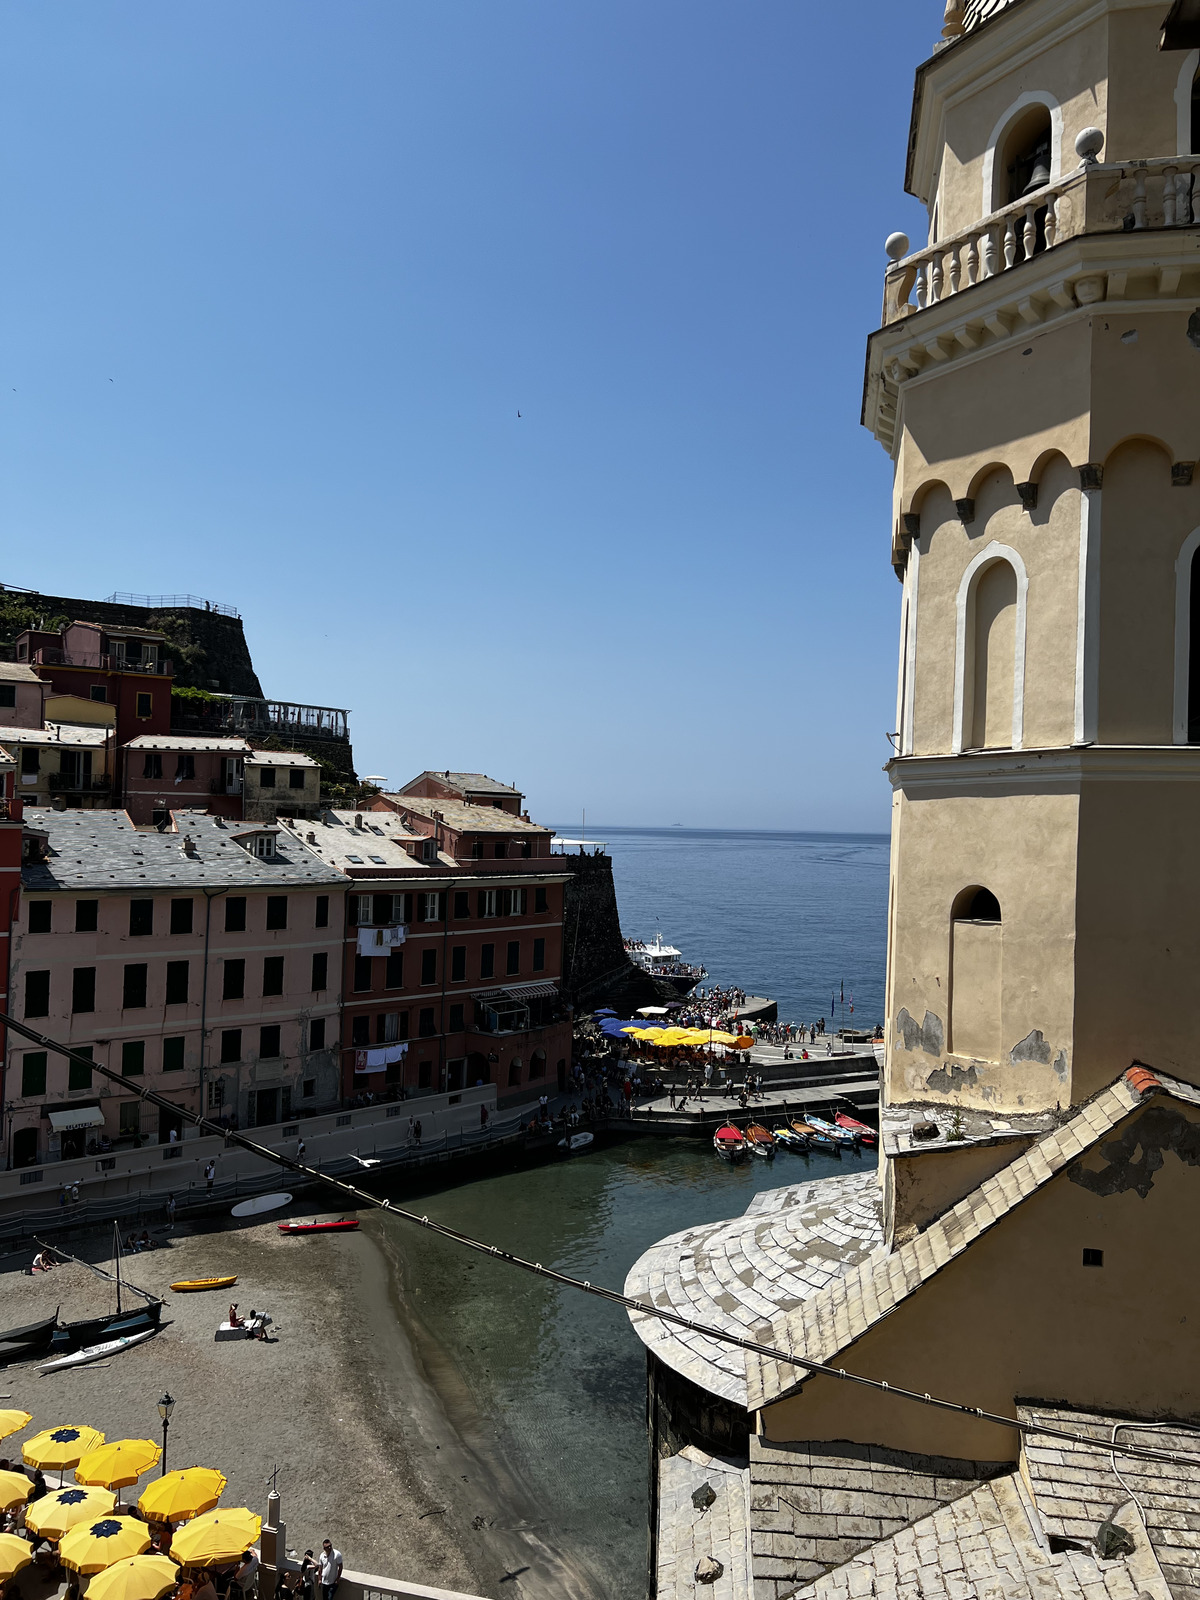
top-left (1, 2), bottom-right (931, 832)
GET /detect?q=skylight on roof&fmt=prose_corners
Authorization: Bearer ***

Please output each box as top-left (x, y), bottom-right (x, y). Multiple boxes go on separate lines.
top-left (346, 854), bottom-right (363, 863)
top-left (369, 854), bottom-right (387, 864)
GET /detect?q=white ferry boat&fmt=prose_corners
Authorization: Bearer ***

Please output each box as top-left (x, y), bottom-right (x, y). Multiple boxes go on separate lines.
top-left (624, 932), bottom-right (707, 994)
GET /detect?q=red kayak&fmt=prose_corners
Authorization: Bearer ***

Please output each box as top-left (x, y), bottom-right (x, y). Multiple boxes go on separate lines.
top-left (278, 1219), bottom-right (360, 1234)
top-left (835, 1112), bottom-right (877, 1146)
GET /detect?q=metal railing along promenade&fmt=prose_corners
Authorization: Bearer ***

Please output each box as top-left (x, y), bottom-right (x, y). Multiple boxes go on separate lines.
top-left (103, 591), bottom-right (241, 618)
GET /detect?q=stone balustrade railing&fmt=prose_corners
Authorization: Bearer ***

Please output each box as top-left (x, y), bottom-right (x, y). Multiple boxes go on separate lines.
top-left (883, 154), bottom-right (1199, 325)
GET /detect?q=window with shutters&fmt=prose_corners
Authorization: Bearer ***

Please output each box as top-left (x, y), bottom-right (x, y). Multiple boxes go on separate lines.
top-left (451, 946), bottom-right (466, 982)
top-left (421, 948), bottom-right (437, 986)
top-left (351, 1015), bottom-right (370, 1047)
top-left (123, 964), bottom-right (148, 1009)
top-left (354, 955), bottom-right (373, 992)
top-left (478, 890), bottom-right (497, 918)
top-left (506, 941), bottom-right (520, 976)
top-left (385, 949), bottom-right (404, 989)
top-left (259, 1024), bottom-right (281, 1059)
top-left (533, 938), bottom-right (546, 972)
top-left (312, 952), bottom-right (328, 991)
top-left (418, 892), bottom-right (442, 922)
top-left (21, 1052), bottom-right (47, 1096)
top-left (223, 959), bottom-right (245, 1000)
top-left (418, 1007), bottom-right (436, 1038)
top-left (165, 961), bottom-right (189, 1005)
top-left (480, 943), bottom-right (495, 979)
top-left (129, 899), bottom-right (154, 936)
top-left (289, 767), bottom-right (306, 789)
top-left (309, 1017), bottom-right (326, 1050)
top-left (220, 1029), bottom-right (242, 1063)
top-left (225, 897), bottom-right (246, 932)
top-left (162, 1037), bottom-right (185, 1072)
top-left (535, 886), bottom-right (548, 914)
top-left (76, 899), bottom-right (98, 932)
top-left (170, 898), bottom-right (193, 934)
top-left (266, 896), bottom-right (288, 930)
top-left (259, 767), bottom-right (277, 788)
top-left (454, 890), bottom-right (470, 919)
top-left (176, 753), bottom-right (195, 780)
top-left (315, 895), bottom-right (329, 928)
top-left (24, 970), bottom-right (49, 1017)
top-left (122, 1040), bottom-right (145, 1076)
top-left (143, 752), bottom-right (163, 779)
top-left (28, 901), bottom-right (51, 933)
top-left (69, 1046), bottom-right (94, 1090)
top-left (72, 967), bottom-right (96, 1013)
top-left (449, 1003), bottom-right (464, 1031)
top-left (262, 956), bottom-right (284, 996)
top-left (494, 840), bottom-right (507, 859)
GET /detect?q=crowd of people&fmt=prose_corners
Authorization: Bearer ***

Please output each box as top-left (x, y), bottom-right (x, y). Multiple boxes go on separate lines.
top-left (0, 1459), bottom-right (343, 1600)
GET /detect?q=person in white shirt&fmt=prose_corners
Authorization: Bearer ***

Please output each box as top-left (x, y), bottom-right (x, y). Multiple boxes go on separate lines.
top-left (317, 1541), bottom-right (342, 1600)
top-left (234, 1549), bottom-right (260, 1598)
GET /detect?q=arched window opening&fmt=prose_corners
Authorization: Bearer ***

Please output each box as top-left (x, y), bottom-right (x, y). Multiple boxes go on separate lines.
top-left (953, 886), bottom-right (1002, 923)
top-left (967, 560), bottom-right (1018, 750)
top-left (1192, 68), bottom-right (1200, 154)
top-left (998, 105), bottom-right (1052, 208)
top-left (1188, 545), bottom-right (1200, 742)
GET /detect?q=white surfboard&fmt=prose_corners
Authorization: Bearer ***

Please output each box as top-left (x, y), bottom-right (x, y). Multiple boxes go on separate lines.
top-left (230, 1192), bottom-right (293, 1218)
top-left (41, 1327), bottom-right (157, 1372)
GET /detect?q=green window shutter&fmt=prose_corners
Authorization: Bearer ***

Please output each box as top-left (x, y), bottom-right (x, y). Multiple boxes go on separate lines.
top-left (21, 1052), bottom-right (47, 1097)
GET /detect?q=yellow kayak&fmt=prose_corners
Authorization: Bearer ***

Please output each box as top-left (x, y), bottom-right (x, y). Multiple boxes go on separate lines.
top-left (170, 1275), bottom-right (237, 1293)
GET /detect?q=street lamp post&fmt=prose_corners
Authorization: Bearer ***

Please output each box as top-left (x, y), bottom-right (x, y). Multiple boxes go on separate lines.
top-left (158, 1392), bottom-right (175, 1476)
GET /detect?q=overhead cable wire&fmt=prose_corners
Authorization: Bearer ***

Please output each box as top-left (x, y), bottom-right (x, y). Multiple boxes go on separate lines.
top-left (4, 1010), bottom-right (1198, 1474)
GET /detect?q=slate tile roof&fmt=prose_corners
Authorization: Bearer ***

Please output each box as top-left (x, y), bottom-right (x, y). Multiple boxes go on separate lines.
top-left (657, 1446), bottom-right (754, 1600)
top-left (787, 1471), bottom-right (1170, 1600)
top-left (747, 1075), bottom-right (1153, 1407)
top-left (1018, 1403), bottom-right (1200, 1599)
top-left (625, 1174), bottom-right (884, 1407)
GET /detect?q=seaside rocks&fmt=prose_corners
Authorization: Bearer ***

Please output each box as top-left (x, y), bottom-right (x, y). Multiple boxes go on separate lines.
top-left (695, 1555), bottom-right (724, 1584)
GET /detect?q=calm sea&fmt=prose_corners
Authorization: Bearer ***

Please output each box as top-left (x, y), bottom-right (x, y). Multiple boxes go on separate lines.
top-left (382, 829), bottom-right (891, 1598)
top-left (573, 825), bottom-right (891, 1029)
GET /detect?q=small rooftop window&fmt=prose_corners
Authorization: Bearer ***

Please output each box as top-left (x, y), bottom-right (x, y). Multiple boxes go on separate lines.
top-left (346, 854), bottom-right (363, 864)
top-left (369, 854), bottom-right (387, 864)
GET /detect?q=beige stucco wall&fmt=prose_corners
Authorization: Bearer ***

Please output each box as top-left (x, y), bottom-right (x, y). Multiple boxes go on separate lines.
top-left (885, 777), bottom-right (1078, 1111)
top-left (763, 1099), bottom-right (1200, 1460)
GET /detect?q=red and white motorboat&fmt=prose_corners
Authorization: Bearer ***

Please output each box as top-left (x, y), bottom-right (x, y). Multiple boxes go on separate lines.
top-left (278, 1218), bottom-right (360, 1235)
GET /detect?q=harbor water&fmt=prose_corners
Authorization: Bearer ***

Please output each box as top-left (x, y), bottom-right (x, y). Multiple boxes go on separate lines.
top-left (377, 828), bottom-right (889, 1596)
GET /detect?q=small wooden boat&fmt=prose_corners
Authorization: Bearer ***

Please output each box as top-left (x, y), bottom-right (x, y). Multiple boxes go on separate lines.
top-left (745, 1125), bottom-right (776, 1158)
top-left (171, 1276), bottom-right (238, 1293)
top-left (0, 1313), bottom-right (57, 1346)
top-left (792, 1119), bottom-right (840, 1153)
top-left (713, 1125), bottom-right (746, 1162)
top-left (771, 1124), bottom-right (807, 1150)
top-left (48, 1301), bottom-right (162, 1353)
top-left (277, 1219), bottom-right (359, 1234)
top-left (835, 1112), bottom-right (878, 1145)
top-left (807, 1115), bottom-right (859, 1147)
top-left (41, 1328), bottom-right (157, 1373)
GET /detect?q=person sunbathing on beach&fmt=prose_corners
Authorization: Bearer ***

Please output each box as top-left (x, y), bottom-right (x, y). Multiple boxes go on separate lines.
top-left (228, 1303), bottom-right (244, 1328)
top-left (31, 1250), bottom-right (55, 1273)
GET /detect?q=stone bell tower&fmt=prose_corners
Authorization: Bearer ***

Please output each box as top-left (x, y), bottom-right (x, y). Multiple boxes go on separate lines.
top-left (865, 0), bottom-right (1200, 1226)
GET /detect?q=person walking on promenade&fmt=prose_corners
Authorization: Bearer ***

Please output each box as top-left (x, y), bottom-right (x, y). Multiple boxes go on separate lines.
top-left (299, 1553), bottom-right (317, 1600)
top-left (668, 1086), bottom-right (676, 1110)
top-left (317, 1541), bottom-right (342, 1600)
top-left (165, 1193), bottom-right (176, 1230)
top-left (204, 1159), bottom-right (216, 1194)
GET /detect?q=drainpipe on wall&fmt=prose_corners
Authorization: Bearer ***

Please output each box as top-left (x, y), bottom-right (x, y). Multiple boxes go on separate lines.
top-left (198, 887), bottom-right (228, 1128)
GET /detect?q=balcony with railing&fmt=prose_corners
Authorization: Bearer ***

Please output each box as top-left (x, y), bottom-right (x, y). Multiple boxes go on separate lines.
top-left (29, 648), bottom-right (173, 676)
top-left (882, 134), bottom-right (1198, 326)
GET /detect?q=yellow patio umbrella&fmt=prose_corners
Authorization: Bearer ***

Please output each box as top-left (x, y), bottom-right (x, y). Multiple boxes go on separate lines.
top-left (26, 1485), bottom-right (118, 1539)
top-left (59, 1514), bottom-right (150, 1574)
top-left (137, 1467), bottom-right (226, 1525)
top-left (0, 1470), bottom-right (32, 1511)
top-left (24, 1424), bottom-right (106, 1473)
top-left (86, 1554), bottom-right (181, 1600)
top-left (0, 1532), bottom-right (34, 1582)
top-left (76, 1440), bottom-right (162, 1491)
top-left (169, 1507), bottom-right (261, 1566)
top-left (693, 1030), bottom-right (740, 1047)
top-left (0, 1410), bottom-right (32, 1443)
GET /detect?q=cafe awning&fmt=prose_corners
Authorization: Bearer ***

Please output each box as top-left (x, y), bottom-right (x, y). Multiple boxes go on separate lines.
top-left (499, 982), bottom-right (559, 1003)
top-left (48, 1107), bottom-right (104, 1132)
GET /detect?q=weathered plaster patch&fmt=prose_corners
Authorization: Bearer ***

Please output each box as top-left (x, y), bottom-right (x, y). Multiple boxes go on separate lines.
top-left (925, 1062), bottom-right (980, 1094)
top-left (1010, 1029), bottom-right (1052, 1065)
top-left (897, 1008), bottom-right (945, 1055)
top-left (1053, 1050), bottom-right (1068, 1081)
top-left (1069, 1106), bottom-right (1200, 1199)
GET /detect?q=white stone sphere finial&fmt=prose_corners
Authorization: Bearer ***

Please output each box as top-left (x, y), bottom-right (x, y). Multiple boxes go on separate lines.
top-left (1075, 127), bottom-right (1104, 165)
top-left (885, 232), bottom-right (911, 263)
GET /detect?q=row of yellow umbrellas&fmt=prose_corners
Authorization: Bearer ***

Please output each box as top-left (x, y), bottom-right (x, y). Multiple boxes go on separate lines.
top-left (0, 1411), bottom-right (260, 1589)
top-left (622, 1025), bottom-right (749, 1048)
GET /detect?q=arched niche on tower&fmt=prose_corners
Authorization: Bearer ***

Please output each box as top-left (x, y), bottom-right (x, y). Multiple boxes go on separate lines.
top-left (1097, 437), bottom-right (1179, 745)
top-left (1173, 49), bottom-right (1200, 155)
top-left (953, 543), bottom-right (1028, 754)
top-left (949, 884), bottom-right (1003, 1065)
top-left (982, 92), bottom-right (1063, 218)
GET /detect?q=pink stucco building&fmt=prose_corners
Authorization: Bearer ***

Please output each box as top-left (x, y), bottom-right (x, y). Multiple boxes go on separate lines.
top-left (4, 807), bottom-right (348, 1168)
